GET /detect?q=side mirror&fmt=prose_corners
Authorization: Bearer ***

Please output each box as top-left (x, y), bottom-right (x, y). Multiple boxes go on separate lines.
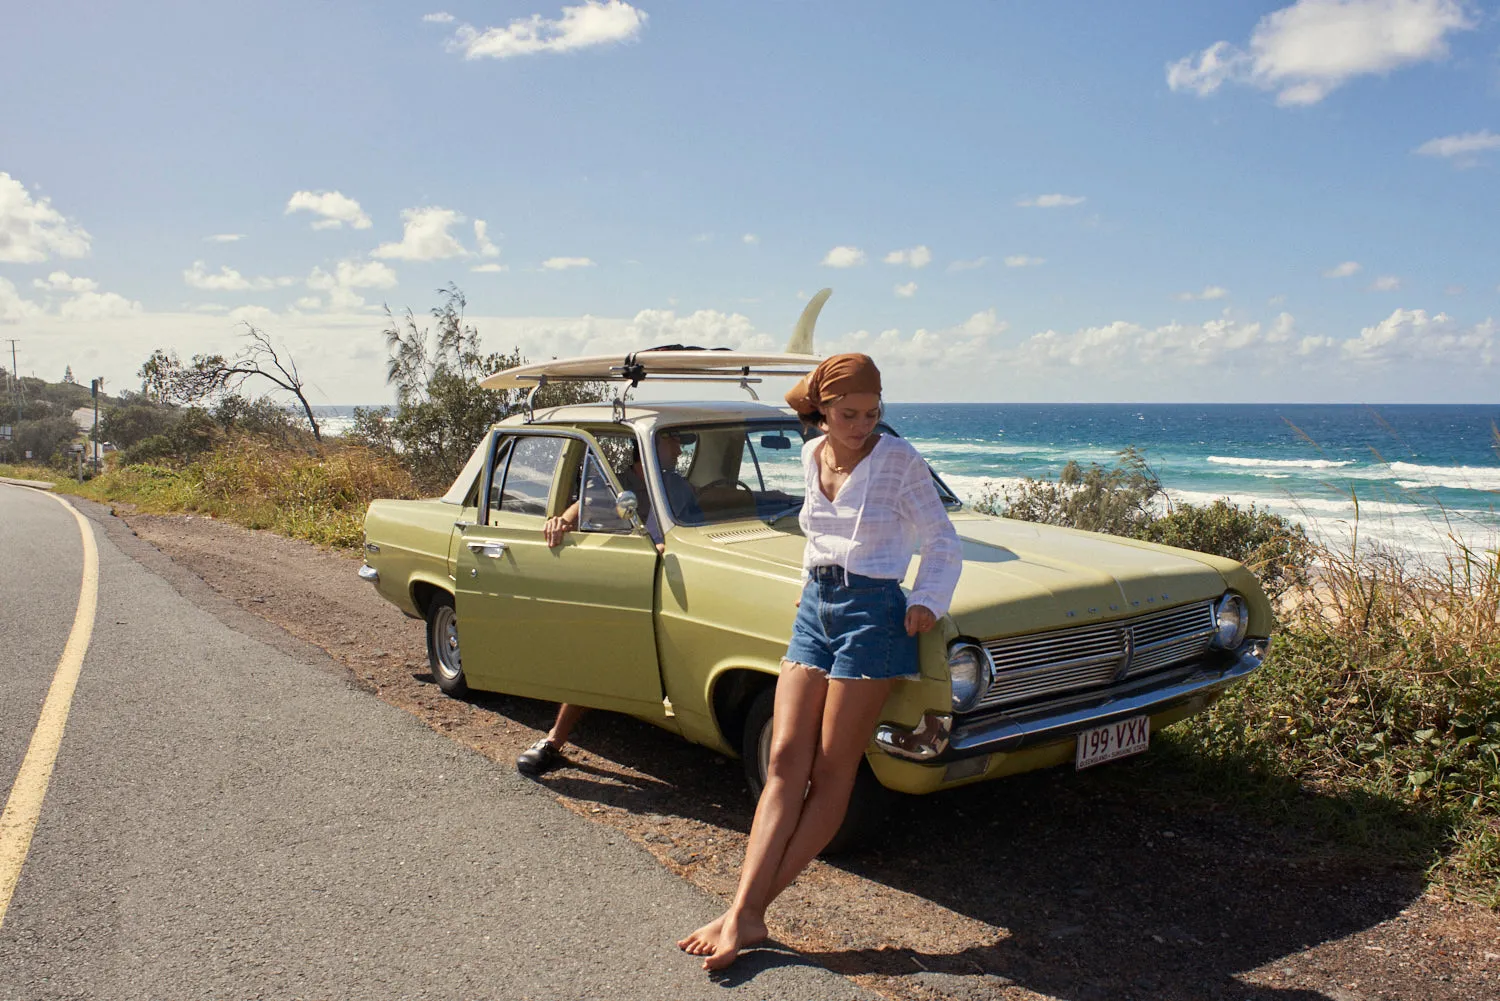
top-left (615, 490), bottom-right (639, 521)
top-left (615, 489), bottom-right (648, 535)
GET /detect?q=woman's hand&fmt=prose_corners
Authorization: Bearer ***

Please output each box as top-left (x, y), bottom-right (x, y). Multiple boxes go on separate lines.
top-left (904, 604), bottom-right (937, 636)
top-left (543, 514), bottom-right (575, 548)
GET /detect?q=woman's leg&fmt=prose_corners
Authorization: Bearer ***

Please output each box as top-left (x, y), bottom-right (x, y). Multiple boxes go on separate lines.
top-left (677, 663), bottom-right (828, 962)
top-left (751, 677), bottom-right (896, 916)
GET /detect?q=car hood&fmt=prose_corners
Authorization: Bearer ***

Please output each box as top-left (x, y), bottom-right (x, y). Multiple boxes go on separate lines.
top-left (688, 512), bottom-right (1228, 641)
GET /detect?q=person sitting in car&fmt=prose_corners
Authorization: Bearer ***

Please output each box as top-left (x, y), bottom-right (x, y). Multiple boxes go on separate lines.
top-left (515, 430), bottom-right (699, 777)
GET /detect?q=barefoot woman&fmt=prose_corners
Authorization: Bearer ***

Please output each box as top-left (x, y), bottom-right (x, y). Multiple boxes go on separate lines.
top-left (678, 352), bottom-right (962, 970)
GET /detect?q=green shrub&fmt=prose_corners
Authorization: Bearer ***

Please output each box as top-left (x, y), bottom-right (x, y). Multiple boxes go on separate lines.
top-left (975, 446), bottom-right (1163, 536)
top-left (1143, 499), bottom-right (1313, 604)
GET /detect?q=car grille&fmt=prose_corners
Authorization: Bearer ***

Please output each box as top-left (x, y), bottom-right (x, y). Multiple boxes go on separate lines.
top-left (975, 600), bottom-right (1217, 712)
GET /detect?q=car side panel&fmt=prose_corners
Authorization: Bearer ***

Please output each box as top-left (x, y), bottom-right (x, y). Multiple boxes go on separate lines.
top-left (363, 498), bottom-right (466, 616)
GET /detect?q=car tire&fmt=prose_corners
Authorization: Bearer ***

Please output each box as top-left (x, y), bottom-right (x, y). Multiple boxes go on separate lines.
top-left (425, 593), bottom-right (467, 696)
top-left (740, 687), bottom-right (888, 855)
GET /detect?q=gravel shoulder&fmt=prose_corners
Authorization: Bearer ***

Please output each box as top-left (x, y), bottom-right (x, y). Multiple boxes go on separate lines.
top-left (112, 507), bottom-right (1498, 1001)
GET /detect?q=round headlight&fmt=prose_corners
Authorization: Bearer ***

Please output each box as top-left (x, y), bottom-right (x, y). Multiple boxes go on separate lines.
top-left (947, 642), bottom-right (993, 712)
top-left (1210, 592), bottom-right (1249, 650)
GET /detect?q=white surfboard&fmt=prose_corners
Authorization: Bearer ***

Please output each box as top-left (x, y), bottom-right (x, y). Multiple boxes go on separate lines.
top-left (479, 349), bottom-right (822, 391)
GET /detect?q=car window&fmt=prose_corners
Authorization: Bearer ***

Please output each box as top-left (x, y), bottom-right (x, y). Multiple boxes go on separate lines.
top-left (578, 452), bottom-right (633, 533)
top-left (487, 436), bottom-right (515, 512)
top-left (495, 436), bottom-right (565, 518)
top-left (654, 420), bottom-right (960, 527)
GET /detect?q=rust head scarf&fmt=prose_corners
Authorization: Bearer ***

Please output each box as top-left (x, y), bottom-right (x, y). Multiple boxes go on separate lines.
top-left (785, 352), bottom-right (883, 417)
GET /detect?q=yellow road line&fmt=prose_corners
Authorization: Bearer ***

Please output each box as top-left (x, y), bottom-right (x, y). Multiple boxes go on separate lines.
top-left (0, 491), bottom-right (99, 929)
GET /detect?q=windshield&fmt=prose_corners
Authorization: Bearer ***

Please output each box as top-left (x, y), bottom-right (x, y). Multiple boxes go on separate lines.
top-left (656, 420), bottom-right (961, 528)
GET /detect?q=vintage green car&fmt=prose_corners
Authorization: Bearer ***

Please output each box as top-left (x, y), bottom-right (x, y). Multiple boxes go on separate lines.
top-left (360, 366), bottom-right (1273, 841)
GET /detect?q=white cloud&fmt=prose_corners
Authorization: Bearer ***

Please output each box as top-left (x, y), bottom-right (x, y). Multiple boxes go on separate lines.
top-left (1013, 315), bottom-right (1268, 369)
top-left (183, 261), bottom-right (253, 291)
top-left (0, 172), bottom-right (91, 263)
top-left (625, 308), bottom-right (777, 353)
top-left (474, 219), bottom-right (500, 257)
top-left (1341, 308), bottom-right (1494, 364)
top-left (823, 310), bottom-right (1010, 376)
top-left (542, 256), bottom-right (595, 270)
top-left (471, 262), bottom-right (508, 273)
top-left (294, 296), bottom-right (321, 310)
top-left (1267, 312), bottom-right (1297, 343)
top-left (961, 308), bottom-right (1007, 337)
top-left (821, 245), bottom-right (866, 268)
top-left (1004, 255), bottom-right (1045, 268)
top-left (33, 271), bottom-right (98, 293)
top-left (206, 233), bottom-right (245, 243)
top-left (304, 259), bottom-right (398, 312)
top-left (894, 282), bottom-right (917, 298)
top-left (373, 207), bottom-right (468, 260)
top-left (1016, 194), bottom-right (1085, 208)
top-left (227, 305), bottom-right (277, 326)
top-left (285, 190), bottom-right (372, 230)
top-left (1175, 285), bottom-right (1230, 301)
top-left (423, 11), bottom-right (455, 23)
top-left (58, 291), bottom-right (142, 321)
top-left (0, 277), bottom-right (44, 323)
top-left (742, 233), bottom-right (758, 245)
top-left (1414, 130), bottom-right (1500, 159)
top-left (1369, 275), bottom-right (1402, 291)
top-left (947, 256), bottom-right (989, 272)
top-left (449, 1), bottom-right (647, 60)
top-left (183, 261), bottom-right (294, 292)
top-left (1168, 0), bottom-right (1476, 107)
top-left (883, 245), bottom-right (932, 269)
top-left (1323, 260), bottom-right (1362, 278)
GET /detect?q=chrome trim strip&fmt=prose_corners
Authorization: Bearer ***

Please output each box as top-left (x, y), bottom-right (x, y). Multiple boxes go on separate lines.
top-left (943, 639), bottom-right (1267, 759)
top-left (358, 564), bottom-right (379, 583)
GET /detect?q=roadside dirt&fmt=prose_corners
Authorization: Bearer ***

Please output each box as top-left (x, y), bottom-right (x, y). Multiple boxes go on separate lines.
top-left (119, 509), bottom-right (1497, 1001)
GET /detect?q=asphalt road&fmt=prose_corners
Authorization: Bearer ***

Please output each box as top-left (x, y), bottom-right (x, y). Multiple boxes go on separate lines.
top-left (0, 484), bottom-right (873, 1001)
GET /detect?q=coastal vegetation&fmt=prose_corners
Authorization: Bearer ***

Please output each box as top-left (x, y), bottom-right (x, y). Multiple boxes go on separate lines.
top-left (976, 453), bottom-right (1499, 905)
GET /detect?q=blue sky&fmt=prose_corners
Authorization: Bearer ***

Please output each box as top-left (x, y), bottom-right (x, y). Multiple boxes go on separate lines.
top-left (2, 1), bottom-right (1498, 403)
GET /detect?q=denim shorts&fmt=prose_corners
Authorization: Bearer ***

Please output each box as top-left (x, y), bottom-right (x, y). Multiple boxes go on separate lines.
top-left (784, 566), bottom-right (920, 681)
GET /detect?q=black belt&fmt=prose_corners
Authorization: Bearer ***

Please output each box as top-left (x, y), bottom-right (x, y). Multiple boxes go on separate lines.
top-left (807, 565), bottom-right (897, 586)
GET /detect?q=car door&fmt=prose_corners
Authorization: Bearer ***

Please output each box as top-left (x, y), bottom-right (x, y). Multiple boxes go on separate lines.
top-left (454, 428), bottom-right (667, 718)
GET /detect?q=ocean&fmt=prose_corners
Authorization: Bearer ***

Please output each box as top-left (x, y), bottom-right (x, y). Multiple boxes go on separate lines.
top-left (315, 403), bottom-right (1500, 557)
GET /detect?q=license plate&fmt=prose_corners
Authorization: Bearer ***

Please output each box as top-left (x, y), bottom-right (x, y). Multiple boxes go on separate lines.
top-left (1075, 715), bottom-right (1150, 770)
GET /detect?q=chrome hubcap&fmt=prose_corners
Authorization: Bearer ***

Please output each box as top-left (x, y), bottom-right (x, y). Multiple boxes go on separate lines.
top-left (434, 607), bottom-right (461, 679)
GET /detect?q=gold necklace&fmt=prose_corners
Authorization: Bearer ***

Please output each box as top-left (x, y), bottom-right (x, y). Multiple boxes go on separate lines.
top-left (824, 440), bottom-right (856, 473)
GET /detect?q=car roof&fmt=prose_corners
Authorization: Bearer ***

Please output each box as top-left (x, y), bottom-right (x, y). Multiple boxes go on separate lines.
top-left (496, 399), bottom-right (798, 432)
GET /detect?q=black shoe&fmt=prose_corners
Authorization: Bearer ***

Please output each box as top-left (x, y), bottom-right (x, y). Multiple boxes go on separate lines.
top-left (516, 738), bottom-right (565, 777)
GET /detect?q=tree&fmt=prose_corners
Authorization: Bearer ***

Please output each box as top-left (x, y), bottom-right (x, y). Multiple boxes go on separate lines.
top-left (139, 325), bottom-right (322, 442)
top-left (63, 365), bottom-right (75, 384)
top-left (351, 284), bottom-right (606, 489)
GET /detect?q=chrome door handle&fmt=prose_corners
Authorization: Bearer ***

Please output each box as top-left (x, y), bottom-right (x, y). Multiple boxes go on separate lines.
top-left (466, 540), bottom-right (508, 558)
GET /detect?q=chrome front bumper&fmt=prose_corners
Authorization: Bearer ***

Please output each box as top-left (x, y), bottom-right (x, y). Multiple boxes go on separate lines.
top-left (875, 637), bottom-right (1269, 762)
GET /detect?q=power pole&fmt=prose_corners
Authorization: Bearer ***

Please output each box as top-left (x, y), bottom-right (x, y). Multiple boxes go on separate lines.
top-left (5, 339), bottom-right (17, 425)
top-left (91, 378), bottom-right (100, 471)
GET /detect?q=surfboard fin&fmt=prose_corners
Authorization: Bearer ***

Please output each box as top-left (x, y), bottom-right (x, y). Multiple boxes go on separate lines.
top-left (786, 288), bottom-right (831, 355)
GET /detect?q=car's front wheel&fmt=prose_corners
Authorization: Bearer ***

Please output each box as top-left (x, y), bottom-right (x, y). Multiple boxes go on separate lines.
top-left (740, 687), bottom-right (888, 854)
top-left (425, 593), bottom-right (467, 696)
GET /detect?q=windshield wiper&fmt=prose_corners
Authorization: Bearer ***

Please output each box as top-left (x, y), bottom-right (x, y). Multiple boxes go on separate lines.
top-left (766, 501), bottom-right (804, 526)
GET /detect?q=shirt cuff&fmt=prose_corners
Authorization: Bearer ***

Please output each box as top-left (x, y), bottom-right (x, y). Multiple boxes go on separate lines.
top-left (905, 590), bottom-right (949, 619)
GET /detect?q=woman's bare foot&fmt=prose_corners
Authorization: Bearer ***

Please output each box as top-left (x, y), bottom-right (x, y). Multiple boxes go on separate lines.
top-left (702, 911), bottom-right (768, 971)
top-left (676, 914), bottom-right (724, 956)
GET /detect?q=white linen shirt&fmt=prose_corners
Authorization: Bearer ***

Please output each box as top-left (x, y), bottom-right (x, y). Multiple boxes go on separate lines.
top-left (799, 434), bottom-right (963, 617)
